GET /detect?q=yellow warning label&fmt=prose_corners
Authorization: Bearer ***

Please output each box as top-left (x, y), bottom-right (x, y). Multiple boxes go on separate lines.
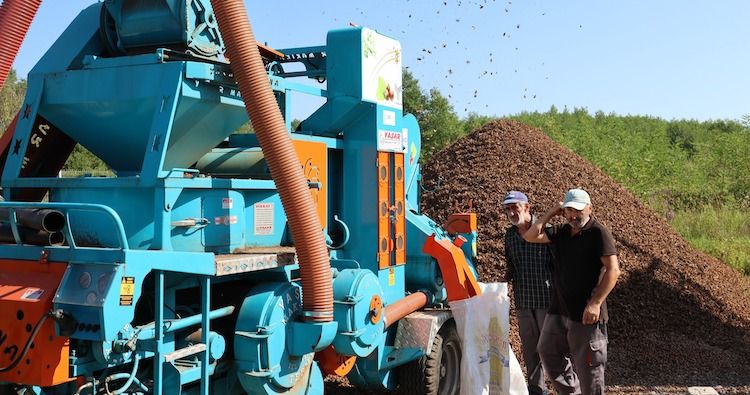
top-left (120, 277), bottom-right (135, 306)
top-left (388, 268), bottom-right (395, 286)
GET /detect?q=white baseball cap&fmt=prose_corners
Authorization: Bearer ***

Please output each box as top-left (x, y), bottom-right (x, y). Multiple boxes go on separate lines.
top-left (562, 188), bottom-right (591, 210)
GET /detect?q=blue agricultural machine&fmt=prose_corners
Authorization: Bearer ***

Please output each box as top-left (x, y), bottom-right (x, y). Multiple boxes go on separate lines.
top-left (0, 1), bottom-right (482, 394)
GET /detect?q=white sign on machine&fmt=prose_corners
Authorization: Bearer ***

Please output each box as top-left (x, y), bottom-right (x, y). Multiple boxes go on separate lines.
top-left (361, 28), bottom-right (403, 109)
top-left (254, 202), bottom-right (274, 235)
top-left (382, 109), bottom-right (396, 126)
top-left (378, 129), bottom-right (403, 152)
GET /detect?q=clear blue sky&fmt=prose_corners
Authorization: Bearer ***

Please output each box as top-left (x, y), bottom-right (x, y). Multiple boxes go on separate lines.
top-left (10, 0), bottom-right (750, 122)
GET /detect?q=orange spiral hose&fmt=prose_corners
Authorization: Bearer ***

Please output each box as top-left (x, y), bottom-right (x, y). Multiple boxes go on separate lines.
top-left (0, 0), bottom-right (42, 90)
top-left (211, 0), bottom-right (333, 322)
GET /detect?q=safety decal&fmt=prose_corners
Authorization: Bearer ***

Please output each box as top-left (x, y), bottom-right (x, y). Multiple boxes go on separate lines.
top-left (388, 267), bottom-right (395, 286)
top-left (214, 216), bottom-right (238, 225)
top-left (222, 198), bottom-right (233, 209)
top-left (20, 288), bottom-right (44, 301)
top-left (254, 203), bottom-right (274, 235)
top-left (120, 277), bottom-right (135, 306)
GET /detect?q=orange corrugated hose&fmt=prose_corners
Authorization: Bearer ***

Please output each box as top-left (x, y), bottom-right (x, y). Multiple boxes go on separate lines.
top-left (211, 0), bottom-right (333, 322)
top-left (0, 0), bottom-right (42, 90)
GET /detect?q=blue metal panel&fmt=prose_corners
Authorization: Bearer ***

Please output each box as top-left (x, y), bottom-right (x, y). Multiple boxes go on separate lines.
top-left (402, 114), bottom-right (422, 211)
top-left (327, 28), bottom-right (364, 103)
top-left (300, 28), bottom-right (366, 137)
top-left (405, 210), bottom-right (449, 302)
top-left (122, 250), bottom-right (216, 275)
top-left (55, 263), bottom-right (144, 342)
top-left (331, 269), bottom-right (385, 357)
top-left (200, 189), bottom-right (245, 251)
top-left (338, 110), bottom-right (378, 271)
top-left (39, 62), bottom-right (183, 174)
top-left (23, 57), bottom-right (247, 178)
top-left (47, 180), bottom-right (293, 253)
top-left (169, 189), bottom-right (206, 252)
top-left (378, 265), bottom-right (406, 305)
top-left (1, 75), bottom-right (44, 187)
top-left (139, 66), bottom-right (184, 182)
top-left (234, 282), bottom-right (325, 394)
top-left (5, 176), bottom-right (141, 189)
top-left (163, 78), bottom-right (248, 171)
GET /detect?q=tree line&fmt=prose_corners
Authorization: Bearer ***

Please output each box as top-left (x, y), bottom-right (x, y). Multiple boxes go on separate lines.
top-left (3, 68), bottom-right (749, 212)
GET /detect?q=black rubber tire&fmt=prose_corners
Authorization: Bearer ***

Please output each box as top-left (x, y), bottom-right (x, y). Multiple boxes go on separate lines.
top-left (398, 320), bottom-right (461, 395)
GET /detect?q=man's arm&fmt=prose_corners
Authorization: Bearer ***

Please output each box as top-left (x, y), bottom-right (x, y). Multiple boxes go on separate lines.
top-left (523, 204), bottom-right (561, 244)
top-left (504, 254), bottom-right (515, 283)
top-left (582, 255), bottom-right (621, 324)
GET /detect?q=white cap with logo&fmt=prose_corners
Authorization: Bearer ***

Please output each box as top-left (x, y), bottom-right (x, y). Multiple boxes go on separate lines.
top-left (562, 188), bottom-right (591, 210)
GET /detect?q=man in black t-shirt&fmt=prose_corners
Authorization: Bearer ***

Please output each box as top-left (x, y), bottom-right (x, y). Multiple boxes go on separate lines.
top-left (523, 188), bottom-right (621, 395)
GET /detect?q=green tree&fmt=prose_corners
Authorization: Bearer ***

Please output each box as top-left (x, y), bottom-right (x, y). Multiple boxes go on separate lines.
top-left (402, 70), bottom-right (462, 161)
top-left (62, 145), bottom-right (110, 172)
top-left (402, 69), bottom-right (427, 121)
top-left (462, 112), bottom-right (496, 135)
top-left (666, 122), bottom-right (698, 158)
top-left (0, 69), bottom-right (26, 133)
top-left (741, 114), bottom-right (750, 130)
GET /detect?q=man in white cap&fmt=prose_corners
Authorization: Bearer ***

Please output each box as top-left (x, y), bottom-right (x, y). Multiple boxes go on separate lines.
top-left (501, 190), bottom-right (553, 395)
top-left (522, 188), bottom-right (621, 395)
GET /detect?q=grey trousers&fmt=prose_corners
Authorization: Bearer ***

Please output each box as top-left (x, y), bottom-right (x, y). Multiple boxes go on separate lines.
top-left (538, 314), bottom-right (608, 395)
top-left (517, 308), bottom-right (548, 395)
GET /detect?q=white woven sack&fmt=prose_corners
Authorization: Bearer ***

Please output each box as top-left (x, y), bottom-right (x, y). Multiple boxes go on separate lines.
top-left (449, 282), bottom-right (528, 395)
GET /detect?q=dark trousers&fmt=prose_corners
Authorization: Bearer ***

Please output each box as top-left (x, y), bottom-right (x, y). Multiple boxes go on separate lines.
top-left (517, 308), bottom-right (548, 395)
top-left (538, 314), bottom-right (608, 395)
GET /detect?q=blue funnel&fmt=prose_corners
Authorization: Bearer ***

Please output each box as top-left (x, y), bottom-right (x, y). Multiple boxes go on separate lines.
top-left (39, 59), bottom-right (248, 175)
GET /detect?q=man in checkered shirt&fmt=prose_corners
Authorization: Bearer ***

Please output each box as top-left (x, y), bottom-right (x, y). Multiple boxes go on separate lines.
top-left (503, 190), bottom-right (554, 395)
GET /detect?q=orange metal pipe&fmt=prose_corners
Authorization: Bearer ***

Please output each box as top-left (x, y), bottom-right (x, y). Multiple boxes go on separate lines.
top-left (211, 0), bottom-right (333, 322)
top-left (0, 0), bottom-right (42, 90)
top-left (383, 291), bottom-right (429, 329)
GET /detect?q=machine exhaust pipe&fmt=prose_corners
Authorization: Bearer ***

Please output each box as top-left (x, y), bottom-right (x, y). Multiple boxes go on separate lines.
top-left (211, 0), bottom-right (333, 322)
top-left (382, 291), bottom-right (429, 329)
top-left (48, 231), bottom-right (65, 246)
top-left (0, 223), bottom-right (65, 246)
top-left (0, 0), bottom-right (43, 90)
top-left (0, 208), bottom-right (66, 233)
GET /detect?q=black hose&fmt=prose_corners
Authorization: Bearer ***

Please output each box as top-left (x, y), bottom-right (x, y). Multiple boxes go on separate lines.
top-left (0, 311), bottom-right (49, 372)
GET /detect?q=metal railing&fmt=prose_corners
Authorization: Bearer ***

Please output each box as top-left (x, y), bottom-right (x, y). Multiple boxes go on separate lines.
top-left (0, 201), bottom-right (129, 250)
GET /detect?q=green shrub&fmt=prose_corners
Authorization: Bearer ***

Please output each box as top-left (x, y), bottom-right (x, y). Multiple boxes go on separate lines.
top-left (670, 207), bottom-right (750, 276)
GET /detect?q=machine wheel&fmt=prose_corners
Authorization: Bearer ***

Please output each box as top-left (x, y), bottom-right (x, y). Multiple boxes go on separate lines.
top-left (398, 320), bottom-right (461, 395)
